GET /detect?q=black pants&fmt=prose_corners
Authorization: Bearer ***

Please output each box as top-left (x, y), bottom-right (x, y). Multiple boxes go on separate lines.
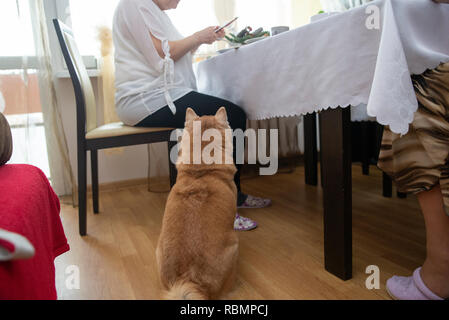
top-left (136, 91), bottom-right (247, 204)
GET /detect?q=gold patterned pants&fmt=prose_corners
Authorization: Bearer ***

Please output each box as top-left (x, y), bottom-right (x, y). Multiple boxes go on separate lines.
top-left (378, 62), bottom-right (449, 215)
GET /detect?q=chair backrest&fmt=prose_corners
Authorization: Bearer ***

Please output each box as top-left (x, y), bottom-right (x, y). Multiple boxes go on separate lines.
top-left (53, 19), bottom-right (97, 135)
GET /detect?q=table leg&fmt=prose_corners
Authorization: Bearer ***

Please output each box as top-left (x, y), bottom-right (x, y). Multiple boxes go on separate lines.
top-left (361, 121), bottom-right (370, 176)
top-left (320, 107), bottom-right (352, 280)
top-left (304, 113), bottom-right (318, 186)
top-left (319, 114), bottom-right (325, 188)
top-left (397, 192), bottom-right (407, 199)
top-left (383, 173), bottom-right (393, 198)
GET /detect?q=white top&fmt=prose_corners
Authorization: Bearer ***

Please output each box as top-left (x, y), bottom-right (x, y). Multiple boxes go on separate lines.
top-left (113, 0), bottom-right (197, 126)
top-left (196, 0), bottom-right (449, 135)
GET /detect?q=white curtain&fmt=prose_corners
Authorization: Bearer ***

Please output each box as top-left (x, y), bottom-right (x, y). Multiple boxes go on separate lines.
top-left (214, 0), bottom-right (235, 50)
top-left (0, 1), bottom-right (49, 176)
top-left (214, 0), bottom-right (235, 24)
top-left (31, 0), bottom-right (75, 198)
top-left (0, 0), bottom-right (75, 198)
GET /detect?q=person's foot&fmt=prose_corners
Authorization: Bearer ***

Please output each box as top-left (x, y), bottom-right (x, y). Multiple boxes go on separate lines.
top-left (420, 257), bottom-right (449, 299)
top-left (386, 268), bottom-right (445, 300)
top-left (234, 214), bottom-right (258, 231)
top-left (237, 194), bottom-right (272, 209)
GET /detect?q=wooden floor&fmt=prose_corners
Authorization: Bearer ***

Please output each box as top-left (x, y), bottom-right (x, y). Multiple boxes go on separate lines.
top-left (55, 164), bottom-right (426, 300)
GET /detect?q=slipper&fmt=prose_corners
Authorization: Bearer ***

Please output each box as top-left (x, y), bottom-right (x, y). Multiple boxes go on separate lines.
top-left (234, 214), bottom-right (258, 231)
top-left (238, 194), bottom-right (272, 209)
top-left (386, 267), bottom-right (444, 300)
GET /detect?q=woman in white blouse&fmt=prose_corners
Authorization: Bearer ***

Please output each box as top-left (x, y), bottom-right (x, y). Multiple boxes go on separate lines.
top-left (113, 0), bottom-right (271, 231)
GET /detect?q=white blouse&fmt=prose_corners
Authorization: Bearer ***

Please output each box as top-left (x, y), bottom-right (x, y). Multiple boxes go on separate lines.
top-left (113, 0), bottom-right (197, 126)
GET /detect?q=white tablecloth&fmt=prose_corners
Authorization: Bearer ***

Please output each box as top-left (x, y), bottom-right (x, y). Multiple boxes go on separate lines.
top-left (196, 0), bottom-right (449, 135)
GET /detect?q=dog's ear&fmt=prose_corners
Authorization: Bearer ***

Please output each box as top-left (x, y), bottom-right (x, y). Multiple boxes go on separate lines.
top-left (215, 107), bottom-right (228, 124)
top-left (185, 108), bottom-right (198, 122)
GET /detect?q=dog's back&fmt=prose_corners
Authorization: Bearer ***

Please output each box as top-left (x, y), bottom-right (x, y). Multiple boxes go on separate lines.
top-left (156, 108), bottom-right (239, 300)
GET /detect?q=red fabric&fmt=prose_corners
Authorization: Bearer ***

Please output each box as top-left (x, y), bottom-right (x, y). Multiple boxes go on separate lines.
top-left (0, 164), bottom-right (70, 300)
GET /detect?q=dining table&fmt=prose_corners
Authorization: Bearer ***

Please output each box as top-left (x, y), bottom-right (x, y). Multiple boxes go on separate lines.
top-left (195, 0), bottom-right (449, 280)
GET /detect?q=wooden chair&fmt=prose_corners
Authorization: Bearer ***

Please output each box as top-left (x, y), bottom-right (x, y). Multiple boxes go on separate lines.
top-left (53, 19), bottom-right (177, 236)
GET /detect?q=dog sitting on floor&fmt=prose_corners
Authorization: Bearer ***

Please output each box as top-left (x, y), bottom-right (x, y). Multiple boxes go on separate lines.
top-left (156, 107), bottom-right (239, 300)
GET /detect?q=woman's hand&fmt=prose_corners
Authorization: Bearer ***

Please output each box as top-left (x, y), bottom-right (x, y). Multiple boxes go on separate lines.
top-left (215, 28), bottom-right (226, 40)
top-left (151, 26), bottom-right (225, 62)
top-left (194, 27), bottom-right (225, 45)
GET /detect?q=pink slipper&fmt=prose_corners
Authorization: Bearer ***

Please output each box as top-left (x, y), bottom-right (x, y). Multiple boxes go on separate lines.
top-left (238, 195), bottom-right (272, 209)
top-left (234, 214), bottom-right (258, 231)
top-left (386, 267), bottom-right (444, 300)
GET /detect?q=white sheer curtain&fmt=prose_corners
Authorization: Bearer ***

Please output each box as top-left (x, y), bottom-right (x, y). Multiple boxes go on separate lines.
top-left (0, 0), bottom-right (50, 175)
top-left (0, 0), bottom-right (75, 198)
top-left (213, 0), bottom-right (236, 50)
top-left (31, 0), bottom-right (75, 198)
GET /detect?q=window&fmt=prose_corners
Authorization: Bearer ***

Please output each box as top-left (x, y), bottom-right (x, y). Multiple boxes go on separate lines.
top-left (68, 0), bottom-right (120, 57)
top-left (0, 0), bottom-right (50, 177)
top-left (0, 0), bottom-right (35, 58)
top-left (0, 0), bottom-right (36, 70)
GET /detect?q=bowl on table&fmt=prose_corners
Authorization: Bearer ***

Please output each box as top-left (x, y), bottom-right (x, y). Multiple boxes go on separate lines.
top-left (271, 26), bottom-right (289, 36)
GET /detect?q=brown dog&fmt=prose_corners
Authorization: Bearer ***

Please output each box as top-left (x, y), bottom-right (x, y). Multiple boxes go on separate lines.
top-left (156, 107), bottom-right (239, 300)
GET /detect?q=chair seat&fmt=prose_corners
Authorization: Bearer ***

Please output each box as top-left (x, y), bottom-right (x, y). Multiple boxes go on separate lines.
top-left (85, 122), bottom-right (174, 140)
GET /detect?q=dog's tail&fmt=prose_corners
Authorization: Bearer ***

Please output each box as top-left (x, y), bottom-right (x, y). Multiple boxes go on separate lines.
top-left (162, 280), bottom-right (208, 300)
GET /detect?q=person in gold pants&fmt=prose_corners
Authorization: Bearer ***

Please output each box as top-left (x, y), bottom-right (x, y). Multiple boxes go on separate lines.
top-left (379, 58), bottom-right (449, 299)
